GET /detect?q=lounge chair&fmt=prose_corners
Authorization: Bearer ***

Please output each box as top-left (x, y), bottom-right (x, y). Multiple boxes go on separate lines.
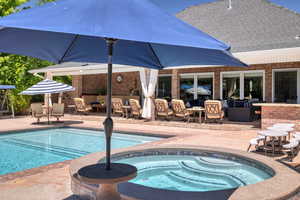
top-left (51, 103), bottom-right (64, 121)
top-left (154, 99), bottom-right (173, 120)
top-left (204, 100), bottom-right (224, 122)
top-left (30, 103), bottom-right (45, 123)
top-left (282, 138), bottom-right (300, 161)
top-left (247, 135), bottom-right (265, 152)
top-left (73, 98), bottom-right (92, 114)
top-left (171, 99), bottom-right (192, 122)
top-left (112, 98), bottom-right (125, 117)
top-left (129, 99), bottom-right (142, 119)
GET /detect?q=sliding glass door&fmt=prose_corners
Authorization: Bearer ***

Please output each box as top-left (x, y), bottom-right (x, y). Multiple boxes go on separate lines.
top-left (274, 71), bottom-right (297, 103)
top-left (180, 73), bottom-right (214, 103)
top-left (221, 71), bottom-right (264, 101)
top-left (157, 75), bottom-right (172, 100)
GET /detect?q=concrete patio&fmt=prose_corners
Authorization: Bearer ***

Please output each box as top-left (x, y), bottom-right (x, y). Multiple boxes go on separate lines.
top-left (0, 115), bottom-right (299, 200)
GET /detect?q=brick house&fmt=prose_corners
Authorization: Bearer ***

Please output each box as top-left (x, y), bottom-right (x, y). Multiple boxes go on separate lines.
top-left (31, 0), bottom-right (300, 105)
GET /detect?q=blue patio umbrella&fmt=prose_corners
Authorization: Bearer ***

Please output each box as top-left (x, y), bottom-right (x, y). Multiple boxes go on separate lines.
top-left (0, 0), bottom-right (246, 170)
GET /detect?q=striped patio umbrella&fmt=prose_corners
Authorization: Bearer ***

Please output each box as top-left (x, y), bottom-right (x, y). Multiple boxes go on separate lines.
top-left (20, 79), bottom-right (74, 123)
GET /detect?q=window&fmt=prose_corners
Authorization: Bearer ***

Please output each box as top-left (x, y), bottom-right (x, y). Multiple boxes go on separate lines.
top-left (274, 71), bottom-right (297, 103)
top-left (222, 75), bottom-right (240, 99)
top-left (197, 76), bottom-right (213, 100)
top-left (244, 73), bottom-right (263, 101)
top-left (180, 73), bottom-right (214, 103)
top-left (180, 75), bottom-right (194, 103)
top-left (156, 75), bottom-right (172, 100)
top-left (221, 71), bottom-right (264, 100)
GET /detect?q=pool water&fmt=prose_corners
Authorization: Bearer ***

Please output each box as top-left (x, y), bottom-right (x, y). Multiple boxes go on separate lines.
top-left (118, 155), bottom-right (273, 192)
top-left (0, 128), bottom-right (159, 175)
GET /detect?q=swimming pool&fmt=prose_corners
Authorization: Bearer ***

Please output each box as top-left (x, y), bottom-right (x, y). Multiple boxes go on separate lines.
top-left (0, 128), bottom-right (159, 175)
top-left (113, 150), bottom-right (274, 192)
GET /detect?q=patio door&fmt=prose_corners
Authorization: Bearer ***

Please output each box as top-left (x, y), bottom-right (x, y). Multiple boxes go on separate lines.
top-left (274, 70), bottom-right (299, 103)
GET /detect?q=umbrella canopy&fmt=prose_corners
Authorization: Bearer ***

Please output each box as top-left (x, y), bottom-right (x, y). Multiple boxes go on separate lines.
top-left (0, 0), bottom-right (246, 68)
top-left (20, 79), bottom-right (74, 95)
top-left (0, 0), bottom-right (247, 171)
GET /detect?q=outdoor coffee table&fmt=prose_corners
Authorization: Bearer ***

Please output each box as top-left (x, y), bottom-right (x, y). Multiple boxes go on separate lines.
top-left (122, 106), bottom-right (131, 119)
top-left (258, 130), bottom-right (288, 156)
top-left (91, 103), bottom-right (105, 112)
top-left (187, 106), bottom-right (205, 123)
top-left (78, 163), bottom-right (137, 200)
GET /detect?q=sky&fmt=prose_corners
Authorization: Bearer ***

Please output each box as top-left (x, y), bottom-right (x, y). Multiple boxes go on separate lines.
top-left (20, 0), bottom-right (300, 15)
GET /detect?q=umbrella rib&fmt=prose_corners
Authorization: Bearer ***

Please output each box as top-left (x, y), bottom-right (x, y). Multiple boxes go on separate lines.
top-left (58, 34), bottom-right (79, 64)
top-left (147, 43), bottom-right (163, 69)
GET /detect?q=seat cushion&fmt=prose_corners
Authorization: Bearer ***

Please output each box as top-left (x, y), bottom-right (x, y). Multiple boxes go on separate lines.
top-left (283, 139), bottom-right (299, 149)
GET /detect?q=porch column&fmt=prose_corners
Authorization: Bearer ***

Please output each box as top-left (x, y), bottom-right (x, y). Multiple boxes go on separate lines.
top-left (214, 71), bottom-right (221, 100)
top-left (171, 69), bottom-right (180, 99)
top-left (265, 67), bottom-right (272, 103)
top-left (72, 75), bottom-right (83, 98)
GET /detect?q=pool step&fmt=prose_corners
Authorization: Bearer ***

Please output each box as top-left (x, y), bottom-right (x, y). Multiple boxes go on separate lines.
top-left (3, 139), bottom-right (87, 159)
top-left (138, 165), bottom-right (180, 173)
top-left (194, 157), bottom-right (241, 170)
top-left (166, 170), bottom-right (227, 191)
top-left (179, 161), bottom-right (245, 187)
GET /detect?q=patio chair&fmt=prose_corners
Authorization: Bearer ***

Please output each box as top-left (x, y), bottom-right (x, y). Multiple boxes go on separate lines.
top-left (247, 135), bottom-right (265, 152)
top-left (30, 103), bottom-right (45, 123)
top-left (171, 99), bottom-right (192, 122)
top-left (154, 99), bottom-right (173, 120)
top-left (73, 98), bottom-right (92, 114)
top-left (51, 103), bottom-right (64, 121)
top-left (294, 132), bottom-right (300, 138)
top-left (204, 100), bottom-right (224, 122)
top-left (112, 98), bottom-right (125, 117)
top-left (282, 138), bottom-right (300, 161)
top-left (129, 99), bottom-right (142, 119)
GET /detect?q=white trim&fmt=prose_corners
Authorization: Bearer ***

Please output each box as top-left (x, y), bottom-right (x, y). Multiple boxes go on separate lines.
top-left (220, 70), bottom-right (265, 100)
top-left (193, 74), bottom-right (197, 99)
top-left (158, 74), bottom-right (172, 77)
top-left (233, 47), bottom-right (300, 65)
top-left (240, 73), bottom-right (244, 100)
top-left (212, 72), bottom-right (215, 99)
top-left (272, 68), bottom-right (300, 103)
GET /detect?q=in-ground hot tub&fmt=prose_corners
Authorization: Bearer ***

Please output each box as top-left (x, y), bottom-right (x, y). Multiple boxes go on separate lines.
top-left (70, 146), bottom-right (300, 200)
top-left (111, 151), bottom-right (273, 192)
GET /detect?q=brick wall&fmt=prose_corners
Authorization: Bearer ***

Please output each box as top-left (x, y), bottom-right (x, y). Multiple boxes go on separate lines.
top-left (80, 72), bottom-right (141, 96)
top-left (170, 61), bottom-right (300, 102)
top-left (71, 61), bottom-right (300, 103)
top-left (261, 106), bottom-right (300, 130)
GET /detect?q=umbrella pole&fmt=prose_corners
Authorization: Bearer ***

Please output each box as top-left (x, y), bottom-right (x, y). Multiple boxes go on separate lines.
top-left (103, 38), bottom-right (117, 170)
top-left (47, 94), bottom-right (50, 124)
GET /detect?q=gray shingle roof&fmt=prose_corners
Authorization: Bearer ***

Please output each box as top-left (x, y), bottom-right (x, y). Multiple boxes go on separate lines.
top-left (176, 0), bottom-right (300, 52)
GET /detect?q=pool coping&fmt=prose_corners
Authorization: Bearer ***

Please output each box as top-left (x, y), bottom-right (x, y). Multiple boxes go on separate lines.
top-left (70, 145), bottom-right (300, 200)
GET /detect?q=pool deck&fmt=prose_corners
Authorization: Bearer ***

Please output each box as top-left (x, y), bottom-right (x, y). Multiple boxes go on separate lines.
top-left (0, 115), bottom-right (300, 200)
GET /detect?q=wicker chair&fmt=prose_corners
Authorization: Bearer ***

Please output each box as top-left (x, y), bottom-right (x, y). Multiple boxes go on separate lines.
top-left (112, 98), bottom-right (125, 117)
top-left (129, 99), bottom-right (143, 119)
top-left (73, 98), bottom-right (92, 114)
top-left (51, 103), bottom-right (64, 121)
top-left (171, 99), bottom-right (192, 122)
top-left (154, 99), bottom-right (173, 120)
top-left (204, 100), bottom-right (224, 122)
top-left (30, 103), bottom-right (45, 123)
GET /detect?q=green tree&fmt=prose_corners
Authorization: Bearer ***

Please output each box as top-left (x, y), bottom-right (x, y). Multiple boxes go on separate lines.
top-left (0, 0), bottom-right (28, 17)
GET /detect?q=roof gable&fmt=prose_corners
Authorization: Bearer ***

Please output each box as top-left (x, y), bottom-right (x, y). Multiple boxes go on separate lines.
top-left (177, 0), bottom-right (300, 52)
